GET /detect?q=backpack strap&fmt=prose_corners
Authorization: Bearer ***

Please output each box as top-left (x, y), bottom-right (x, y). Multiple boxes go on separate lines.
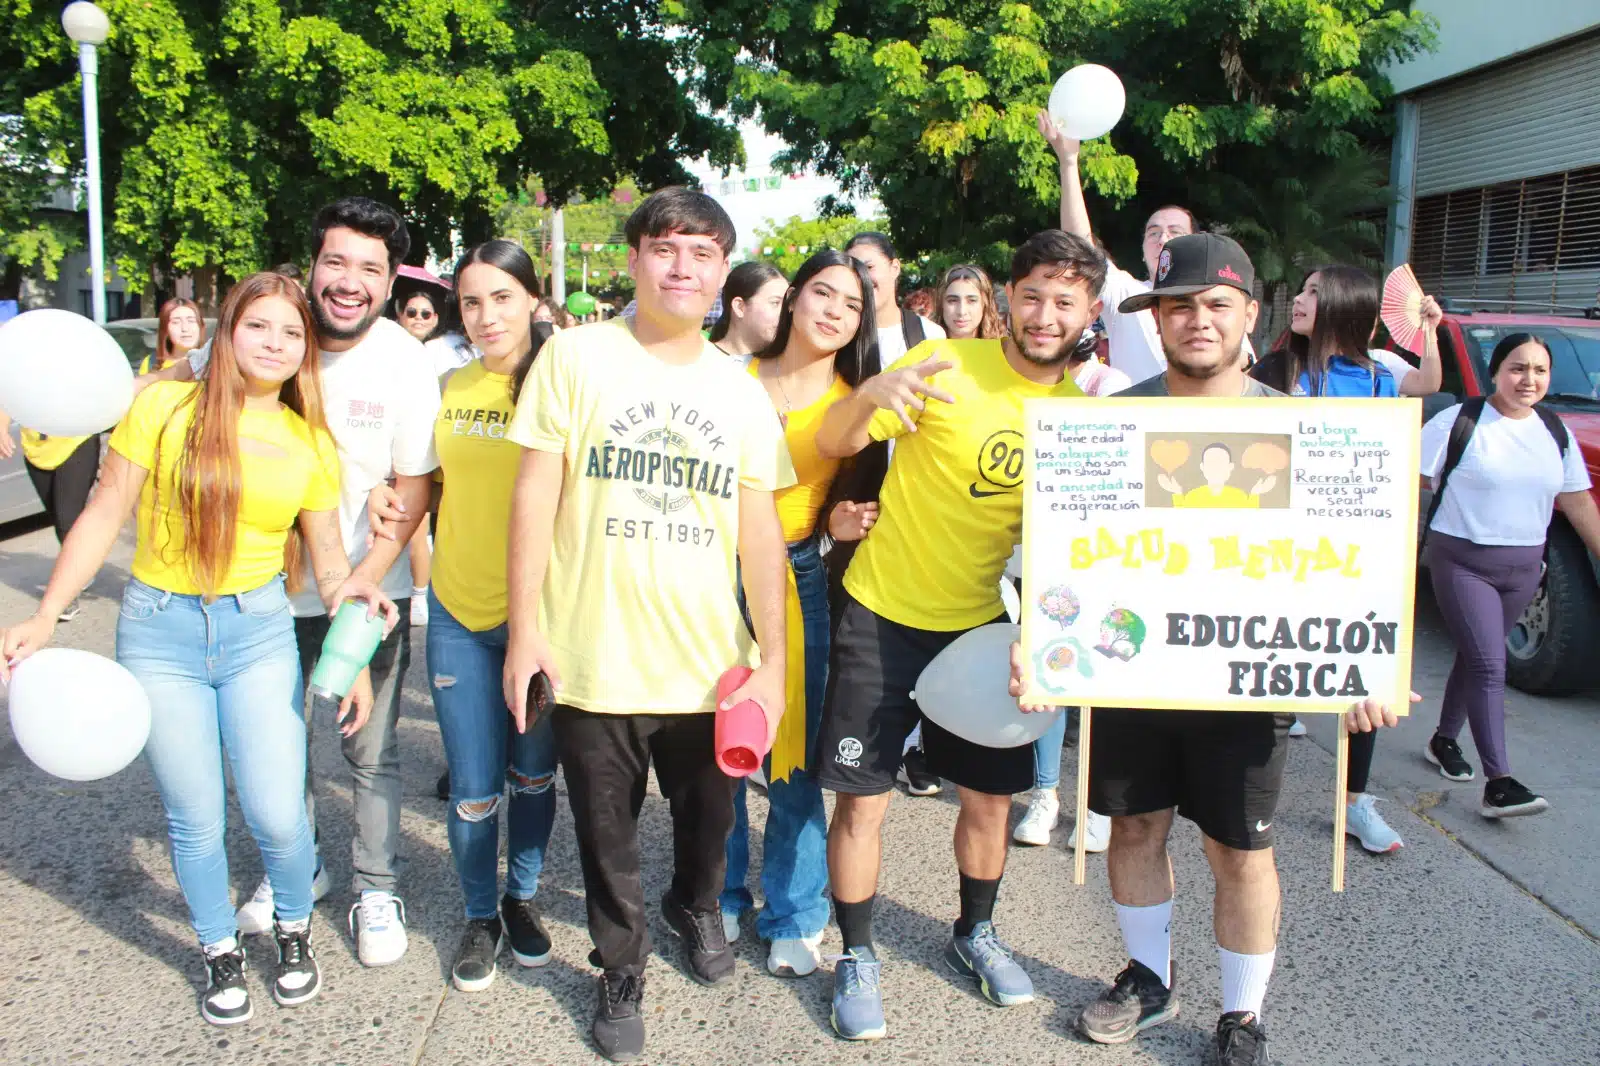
top-left (1421, 397), bottom-right (1487, 547)
top-left (1534, 405), bottom-right (1570, 458)
top-left (901, 312), bottom-right (927, 351)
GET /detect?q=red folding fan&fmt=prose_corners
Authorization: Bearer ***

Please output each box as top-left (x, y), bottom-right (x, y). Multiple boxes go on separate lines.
top-left (1381, 264), bottom-right (1426, 355)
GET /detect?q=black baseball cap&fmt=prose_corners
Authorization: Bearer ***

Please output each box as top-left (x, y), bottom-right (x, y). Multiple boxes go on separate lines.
top-left (1117, 233), bottom-right (1256, 314)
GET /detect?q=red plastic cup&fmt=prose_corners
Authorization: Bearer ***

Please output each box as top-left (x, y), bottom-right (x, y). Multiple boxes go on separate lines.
top-left (715, 666), bottom-right (768, 778)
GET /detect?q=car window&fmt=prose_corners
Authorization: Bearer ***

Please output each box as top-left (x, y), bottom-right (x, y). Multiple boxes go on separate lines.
top-left (1463, 325), bottom-right (1600, 400)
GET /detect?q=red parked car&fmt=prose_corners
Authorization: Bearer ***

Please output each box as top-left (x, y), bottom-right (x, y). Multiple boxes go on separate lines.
top-left (1402, 303), bottom-right (1600, 695)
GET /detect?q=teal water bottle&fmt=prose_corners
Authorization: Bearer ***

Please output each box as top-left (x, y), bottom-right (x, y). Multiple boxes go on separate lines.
top-left (307, 601), bottom-right (385, 702)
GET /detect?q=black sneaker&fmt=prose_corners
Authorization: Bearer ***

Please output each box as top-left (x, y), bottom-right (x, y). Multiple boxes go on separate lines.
top-left (199, 940), bottom-right (252, 1026)
top-left (271, 920), bottom-right (320, 1007)
top-left (660, 891), bottom-right (735, 985)
top-left (1425, 734), bottom-right (1475, 781)
top-left (451, 917), bottom-right (504, 992)
top-left (1214, 1010), bottom-right (1269, 1065)
top-left (897, 747), bottom-right (942, 796)
top-left (1482, 776), bottom-right (1549, 819)
top-left (1076, 960), bottom-right (1179, 1044)
top-left (502, 894), bottom-right (553, 967)
top-left (593, 971), bottom-right (646, 1062)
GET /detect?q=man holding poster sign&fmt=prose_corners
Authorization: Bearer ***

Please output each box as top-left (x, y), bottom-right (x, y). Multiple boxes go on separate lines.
top-left (811, 230), bottom-right (1101, 1041)
top-left (1010, 234), bottom-right (1409, 1066)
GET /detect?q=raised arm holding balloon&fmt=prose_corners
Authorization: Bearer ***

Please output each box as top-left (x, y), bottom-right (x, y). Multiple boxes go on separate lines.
top-left (1, 272), bottom-right (396, 1030)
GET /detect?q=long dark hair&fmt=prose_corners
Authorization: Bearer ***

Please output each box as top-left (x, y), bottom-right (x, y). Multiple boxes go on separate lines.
top-left (452, 239), bottom-right (546, 400)
top-left (757, 250), bottom-right (879, 387)
top-left (935, 263), bottom-right (1004, 339)
top-left (710, 261), bottom-right (786, 342)
top-left (1281, 265), bottom-right (1380, 394)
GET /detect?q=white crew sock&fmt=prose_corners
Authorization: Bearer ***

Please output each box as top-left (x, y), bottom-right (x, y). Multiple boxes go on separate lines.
top-left (1218, 946), bottom-right (1275, 1017)
top-left (1115, 900), bottom-right (1172, 988)
top-left (412, 585), bottom-right (428, 596)
top-left (903, 722), bottom-right (923, 755)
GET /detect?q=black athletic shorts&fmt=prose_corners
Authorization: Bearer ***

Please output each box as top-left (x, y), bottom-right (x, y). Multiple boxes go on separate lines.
top-left (1089, 708), bottom-right (1293, 851)
top-left (816, 593), bottom-right (1035, 797)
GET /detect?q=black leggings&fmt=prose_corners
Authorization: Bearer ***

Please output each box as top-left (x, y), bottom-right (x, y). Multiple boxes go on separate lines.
top-left (1347, 729), bottom-right (1375, 794)
top-left (26, 436), bottom-right (99, 544)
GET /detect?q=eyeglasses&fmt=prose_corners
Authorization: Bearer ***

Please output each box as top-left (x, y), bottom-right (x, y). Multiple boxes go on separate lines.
top-left (404, 308), bottom-right (436, 320)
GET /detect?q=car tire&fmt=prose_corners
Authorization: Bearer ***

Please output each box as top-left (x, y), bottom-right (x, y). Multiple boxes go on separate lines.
top-left (1505, 520), bottom-right (1600, 696)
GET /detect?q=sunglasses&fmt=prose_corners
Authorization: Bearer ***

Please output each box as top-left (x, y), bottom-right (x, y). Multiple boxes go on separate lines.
top-left (404, 307), bottom-right (436, 320)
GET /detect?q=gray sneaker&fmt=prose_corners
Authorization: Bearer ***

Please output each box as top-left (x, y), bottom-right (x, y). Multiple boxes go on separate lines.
top-left (944, 921), bottom-right (1034, 1006)
top-left (1076, 959), bottom-right (1179, 1044)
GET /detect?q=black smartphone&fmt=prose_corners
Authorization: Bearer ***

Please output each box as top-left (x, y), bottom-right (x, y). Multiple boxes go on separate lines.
top-left (526, 671), bottom-right (555, 728)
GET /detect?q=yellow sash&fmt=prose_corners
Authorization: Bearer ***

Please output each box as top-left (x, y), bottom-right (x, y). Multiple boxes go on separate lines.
top-left (767, 560), bottom-right (809, 783)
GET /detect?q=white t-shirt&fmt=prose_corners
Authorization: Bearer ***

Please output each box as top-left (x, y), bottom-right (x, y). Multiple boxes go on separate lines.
top-left (194, 320), bottom-right (443, 612)
top-left (1098, 261), bottom-right (1255, 386)
top-left (1368, 348), bottom-right (1417, 392)
top-left (1073, 357), bottom-right (1133, 397)
top-left (425, 332), bottom-right (477, 377)
top-left (876, 315), bottom-right (946, 368)
top-left (1421, 402), bottom-right (1590, 546)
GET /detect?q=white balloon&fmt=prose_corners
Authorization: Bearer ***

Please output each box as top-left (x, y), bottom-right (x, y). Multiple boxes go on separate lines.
top-left (914, 623), bottom-right (1061, 749)
top-left (7, 648), bottom-right (151, 781)
top-left (0, 309), bottom-right (135, 436)
top-left (1047, 63), bottom-right (1127, 141)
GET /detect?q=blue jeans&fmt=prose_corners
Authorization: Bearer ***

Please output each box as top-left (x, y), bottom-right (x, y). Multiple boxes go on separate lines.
top-left (116, 575), bottom-right (315, 947)
top-left (1033, 712), bottom-right (1066, 790)
top-left (722, 537), bottom-right (831, 940)
top-left (426, 589), bottom-right (558, 920)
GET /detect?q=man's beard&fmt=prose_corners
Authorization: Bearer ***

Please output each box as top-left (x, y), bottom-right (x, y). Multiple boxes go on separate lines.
top-left (1165, 337), bottom-right (1246, 380)
top-left (311, 288), bottom-right (382, 343)
top-left (1008, 320), bottom-right (1079, 367)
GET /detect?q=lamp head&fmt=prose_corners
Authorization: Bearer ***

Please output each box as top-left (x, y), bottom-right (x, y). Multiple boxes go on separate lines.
top-left (61, 2), bottom-right (110, 45)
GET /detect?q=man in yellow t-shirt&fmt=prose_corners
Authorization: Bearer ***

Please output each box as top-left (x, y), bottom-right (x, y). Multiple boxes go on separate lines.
top-left (503, 188), bottom-right (794, 1062)
top-left (811, 230), bottom-right (1105, 1040)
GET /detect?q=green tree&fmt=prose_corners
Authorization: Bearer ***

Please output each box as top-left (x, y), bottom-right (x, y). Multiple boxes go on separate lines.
top-left (749, 213), bottom-right (885, 275)
top-left (678, 0), bottom-right (1433, 269)
top-left (0, 0), bottom-right (740, 299)
top-left (497, 181), bottom-right (640, 302)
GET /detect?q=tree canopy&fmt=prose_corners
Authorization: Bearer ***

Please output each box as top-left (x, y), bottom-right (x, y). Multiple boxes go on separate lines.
top-left (1, 0), bottom-right (741, 294)
top-left (678, 0), bottom-right (1434, 270)
top-left (750, 212), bottom-right (886, 276)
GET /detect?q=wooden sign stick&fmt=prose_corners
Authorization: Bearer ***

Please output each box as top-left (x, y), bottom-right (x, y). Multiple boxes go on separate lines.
top-left (1074, 706), bottom-right (1092, 886)
top-left (1331, 725), bottom-right (1350, 892)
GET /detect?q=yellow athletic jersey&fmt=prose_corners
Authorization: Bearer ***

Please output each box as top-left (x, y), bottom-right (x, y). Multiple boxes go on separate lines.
top-left (844, 338), bottom-right (1083, 630)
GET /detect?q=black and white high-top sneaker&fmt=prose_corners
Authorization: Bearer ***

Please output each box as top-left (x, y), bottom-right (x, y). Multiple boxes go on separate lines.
top-left (272, 919), bottom-right (321, 1007)
top-left (200, 938), bottom-right (252, 1026)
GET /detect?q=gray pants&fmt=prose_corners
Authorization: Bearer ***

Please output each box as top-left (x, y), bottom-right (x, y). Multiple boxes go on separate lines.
top-left (295, 605), bottom-right (411, 895)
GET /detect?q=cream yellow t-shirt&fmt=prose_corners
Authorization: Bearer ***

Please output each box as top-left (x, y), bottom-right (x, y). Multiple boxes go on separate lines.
top-left (109, 381), bottom-right (341, 595)
top-left (432, 360), bottom-right (520, 630)
top-left (508, 320), bottom-right (795, 715)
top-left (844, 338), bottom-right (1083, 631)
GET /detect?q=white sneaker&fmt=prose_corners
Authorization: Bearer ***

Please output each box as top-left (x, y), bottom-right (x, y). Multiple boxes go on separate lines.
top-left (349, 890), bottom-right (409, 967)
top-left (722, 909), bottom-right (741, 943)
top-left (236, 864), bottom-right (330, 936)
top-left (767, 932), bottom-right (824, 978)
top-left (1345, 793), bottom-right (1403, 853)
top-left (1013, 789), bottom-right (1060, 846)
top-left (409, 592), bottom-right (429, 627)
top-left (1288, 717), bottom-right (1307, 737)
top-left (1066, 811), bottom-right (1111, 853)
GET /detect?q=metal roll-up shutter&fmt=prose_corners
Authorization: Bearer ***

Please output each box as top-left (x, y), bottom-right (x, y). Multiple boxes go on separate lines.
top-left (1414, 32), bottom-right (1600, 198)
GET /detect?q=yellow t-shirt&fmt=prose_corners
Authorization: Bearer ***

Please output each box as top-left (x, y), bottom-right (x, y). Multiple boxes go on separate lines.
top-left (109, 381), bottom-right (341, 595)
top-left (844, 338), bottom-right (1084, 631)
top-left (508, 320), bottom-right (796, 715)
top-left (1172, 484), bottom-right (1259, 508)
top-left (746, 360), bottom-right (849, 543)
top-left (432, 360), bottom-right (521, 630)
top-left (20, 429), bottom-right (92, 471)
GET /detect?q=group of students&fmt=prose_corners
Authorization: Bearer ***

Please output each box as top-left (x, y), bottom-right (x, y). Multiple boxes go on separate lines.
top-left (0, 110), bottom-right (1583, 1065)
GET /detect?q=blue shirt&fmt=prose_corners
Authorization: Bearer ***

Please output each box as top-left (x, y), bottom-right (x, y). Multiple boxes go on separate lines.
top-left (1293, 355), bottom-right (1398, 398)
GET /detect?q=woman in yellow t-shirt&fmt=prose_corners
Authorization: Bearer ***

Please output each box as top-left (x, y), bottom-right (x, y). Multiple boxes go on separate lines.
top-left (424, 240), bottom-right (560, 992)
top-left (0, 405), bottom-right (101, 622)
top-left (722, 250), bottom-right (883, 976)
top-left (0, 273), bottom-right (395, 1028)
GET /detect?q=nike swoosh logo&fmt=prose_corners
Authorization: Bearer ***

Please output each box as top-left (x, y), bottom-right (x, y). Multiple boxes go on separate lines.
top-left (968, 483), bottom-right (1009, 498)
top-left (1255, 820), bottom-right (1271, 832)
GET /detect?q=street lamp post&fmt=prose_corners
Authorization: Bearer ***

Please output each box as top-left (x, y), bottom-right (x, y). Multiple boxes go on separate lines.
top-left (61, 2), bottom-right (110, 325)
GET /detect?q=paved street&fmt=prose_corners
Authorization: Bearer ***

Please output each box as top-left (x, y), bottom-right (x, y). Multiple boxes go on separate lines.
top-left (0, 516), bottom-right (1596, 1066)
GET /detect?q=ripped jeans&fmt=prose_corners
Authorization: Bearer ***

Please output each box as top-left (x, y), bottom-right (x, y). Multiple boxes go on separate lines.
top-left (426, 589), bottom-right (557, 920)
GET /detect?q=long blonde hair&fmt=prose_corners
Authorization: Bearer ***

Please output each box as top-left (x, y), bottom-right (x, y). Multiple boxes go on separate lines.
top-left (149, 273), bottom-right (329, 595)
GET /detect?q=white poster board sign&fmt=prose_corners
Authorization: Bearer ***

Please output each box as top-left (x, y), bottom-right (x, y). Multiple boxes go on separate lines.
top-left (1020, 397), bottom-right (1420, 715)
